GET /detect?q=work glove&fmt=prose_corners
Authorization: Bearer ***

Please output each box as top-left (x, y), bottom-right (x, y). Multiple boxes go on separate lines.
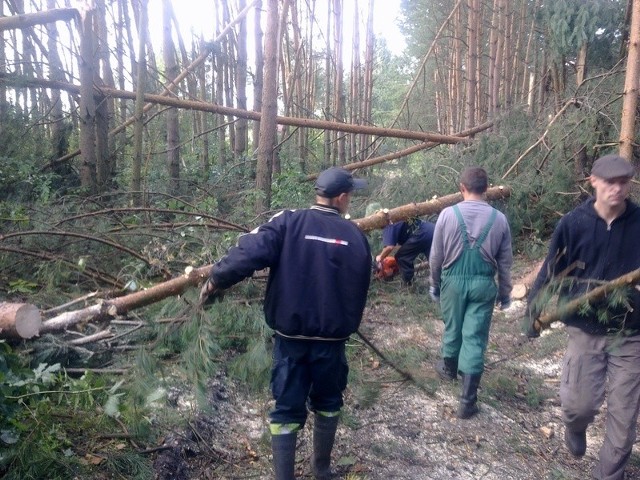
top-left (523, 305), bottom-right (541, 339)
top-left (199, 278), bottom-right (224, 306)
top-left (497, 296), bottom-right (511, 311)
top-left (429, 286), bottom-right (440, 303)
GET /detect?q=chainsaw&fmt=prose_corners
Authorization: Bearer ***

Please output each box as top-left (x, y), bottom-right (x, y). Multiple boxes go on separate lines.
top-left (373, 256), bottom-right (399, 281)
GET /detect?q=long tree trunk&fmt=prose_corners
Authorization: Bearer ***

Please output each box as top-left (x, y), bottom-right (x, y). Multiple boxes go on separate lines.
top-left (78, 5), bottom-right (98, 194)
top-left (465, 0), bottom-right (479, 131)
top-left (619, 0), bottom-right (640, 162)
top-left (131, 0), bottom-right (149, 206)
top-left (163, 0), bottom-right (180, 197)
top-left (234, 0), bottom-right (248, 161)
top-left (255, 0), bottom-right (280, 214)
top-left (251, 0), bottom-right (264, 168)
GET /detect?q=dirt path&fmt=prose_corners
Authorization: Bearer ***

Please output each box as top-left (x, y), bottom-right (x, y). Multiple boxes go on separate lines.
top-left (155, 269), bottom-right (640, 479)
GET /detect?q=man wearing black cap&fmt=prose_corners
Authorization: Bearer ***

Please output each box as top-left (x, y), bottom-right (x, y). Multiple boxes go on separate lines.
top-left (200, 167), bottom-right (371, 480)
top-left (527, 154), bottom-right (640, 480)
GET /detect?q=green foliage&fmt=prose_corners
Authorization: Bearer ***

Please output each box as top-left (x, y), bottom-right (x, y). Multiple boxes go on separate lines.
top-left (542, 0), bottom-right (624, 61)
top-left (0, 341), bottom-right (151, 479)
top-left (271, 169), bottom-right (314, 210)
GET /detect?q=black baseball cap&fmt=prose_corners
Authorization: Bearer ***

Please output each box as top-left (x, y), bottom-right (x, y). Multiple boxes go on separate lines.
top-left (314, 167), bottom-right (367, 198)
top-left (591, 154), bottom-right (635, 180)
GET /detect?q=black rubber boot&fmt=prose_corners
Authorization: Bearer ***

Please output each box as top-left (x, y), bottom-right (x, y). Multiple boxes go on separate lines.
top-left (564, 428), bottom-right (587, 457)
top-left (435, 357), bottom-right (458, 381)
top-left (272, 432), bottom-right (297, 480)
top-left (312, 414), bottom-right (339, 480)
top-left (456, 373), bottom-right (481, 419)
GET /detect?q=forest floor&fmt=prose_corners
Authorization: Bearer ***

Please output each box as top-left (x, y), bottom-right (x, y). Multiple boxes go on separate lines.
top-left (150, 256), bottom-right (640, 480)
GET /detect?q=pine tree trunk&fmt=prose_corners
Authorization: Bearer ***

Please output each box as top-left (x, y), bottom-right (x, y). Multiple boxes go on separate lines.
top-left (163, 0), bottom-right (180, 197)
top-left (619, 0), bottom-right (640, 162)
top-left (234, 0), bottom-right (248, 160)
top-left (78, 5), bottom-right (98, 194)
top-left (131, 0), bottom-right (148, 206)
top-left (255, 0), bottom-right (280, 214)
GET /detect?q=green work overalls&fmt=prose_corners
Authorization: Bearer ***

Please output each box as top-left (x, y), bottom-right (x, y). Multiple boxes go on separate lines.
top-left (440, 205), bottom-right (498, 375)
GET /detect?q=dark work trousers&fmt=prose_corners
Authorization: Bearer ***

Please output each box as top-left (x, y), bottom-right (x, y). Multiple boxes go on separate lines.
top-left (561, 326), bottom-right (640, 480)
top-left (269, 336), bottom-right (348, 426)
top-left (395, 234), bottom-right (431, 283)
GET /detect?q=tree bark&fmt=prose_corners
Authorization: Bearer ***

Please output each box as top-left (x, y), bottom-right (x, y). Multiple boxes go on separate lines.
top-left (352, 185), bottom-right (512, 232)
top-left (255, 0), bottom-right (280, 214)
top-left (619, 0), bottom-right (640, 161)
top-left (131, 0), bottom-right (148, 207)
top-left (163, 0), bottom-right (180, 196)
top-left (0, 7), bottom-right (77, 31)
top-left (39, 265), bottom-right (212, 335)
top-left (78, 5), bottom-right (98, 194)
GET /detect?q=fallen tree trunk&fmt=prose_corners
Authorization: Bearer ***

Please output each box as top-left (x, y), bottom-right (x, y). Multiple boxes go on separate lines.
top-left (39, 265), bottom-right (212, 334)
top-left (352, 185), bottom-right (511, 232)
top-left (15, 185), bottom-right (511, 338)
top-left (534, 267), bottom-right (640, 332)
top-left (0, 303), bottom-right (42, 339)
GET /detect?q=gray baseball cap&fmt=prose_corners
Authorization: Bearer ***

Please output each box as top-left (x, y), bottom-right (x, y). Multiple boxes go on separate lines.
top-left (591, 154), bottom-right (635, 180)
top-left (315, 167), bottom-right (367, 198)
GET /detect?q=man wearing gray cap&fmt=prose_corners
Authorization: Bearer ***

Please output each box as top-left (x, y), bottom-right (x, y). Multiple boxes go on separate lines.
top-left (200, 167), bottom-right (371, 480)
top-left (527, 154), bottom-right (640, 480)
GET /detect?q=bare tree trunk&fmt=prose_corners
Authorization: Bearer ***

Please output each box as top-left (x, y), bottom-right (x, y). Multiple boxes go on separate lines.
top-left (234, 0), bottom-right (248, 160)
top-left (362, 0), bottom-right (374, 160)
top-left (131, 0), bottom-right (148, 206)
top-left (46, 0), bottom-right (67, 164)
top-left (163, 0), bottom-right (180, 196)
top-left (465, 0), bottom-right (479, 131)
top-left (323, 0), bottom-right (332, 168)
top-left (96, 0), bottom-right (116, 186)
top-left (576, 42), bottom-right (588, 86)
top-left (349, 1), bottom-right (361, 161)
top-left (332, 0), bottom-right (345, 164)
top-left (78, 5), bottom-right (98, 194)
top-left (255, 0), bottom-right (280, 214)
top-left (0, 1), bottom-right (6, 122)
top-left (619, 0), bottom-right (640, 162)
top-left (252, 0), bottom-right (264, 167)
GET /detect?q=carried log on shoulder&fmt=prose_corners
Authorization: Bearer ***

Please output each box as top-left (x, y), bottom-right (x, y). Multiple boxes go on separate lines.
top-left (352, 185), bottom-right (511, 232)
top-left (0, 303), bottom-right (42, 339)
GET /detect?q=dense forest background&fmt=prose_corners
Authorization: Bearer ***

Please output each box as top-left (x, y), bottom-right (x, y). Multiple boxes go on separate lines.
top-left (0, 0), bottom-right (639, 478)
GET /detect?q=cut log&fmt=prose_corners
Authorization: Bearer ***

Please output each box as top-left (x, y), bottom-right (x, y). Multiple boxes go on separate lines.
top-left (0, 303), bottom-right (42, 339)
top-left (352, 186), bottom-right (511, 232)
top-left (511, 260), bottom-right (544, 300)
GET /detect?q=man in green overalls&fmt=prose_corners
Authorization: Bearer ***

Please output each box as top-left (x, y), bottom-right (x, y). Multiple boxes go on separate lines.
top-left (429, 167), bottom-right (513, 419)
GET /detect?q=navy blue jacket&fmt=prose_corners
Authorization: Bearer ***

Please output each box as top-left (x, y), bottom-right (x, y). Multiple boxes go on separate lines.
top-left (209, 205), bottom-right (371, 339)
top-left (382, 219), bottom-right (435, 247)
top-left (528, 198), bottom-right (640, 335)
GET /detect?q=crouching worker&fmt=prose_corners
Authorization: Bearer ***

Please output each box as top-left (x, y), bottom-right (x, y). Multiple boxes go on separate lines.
top-left (200, 167), bottom-right (371, 480)
top-left (376, 218), bottom-right (435, 285)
